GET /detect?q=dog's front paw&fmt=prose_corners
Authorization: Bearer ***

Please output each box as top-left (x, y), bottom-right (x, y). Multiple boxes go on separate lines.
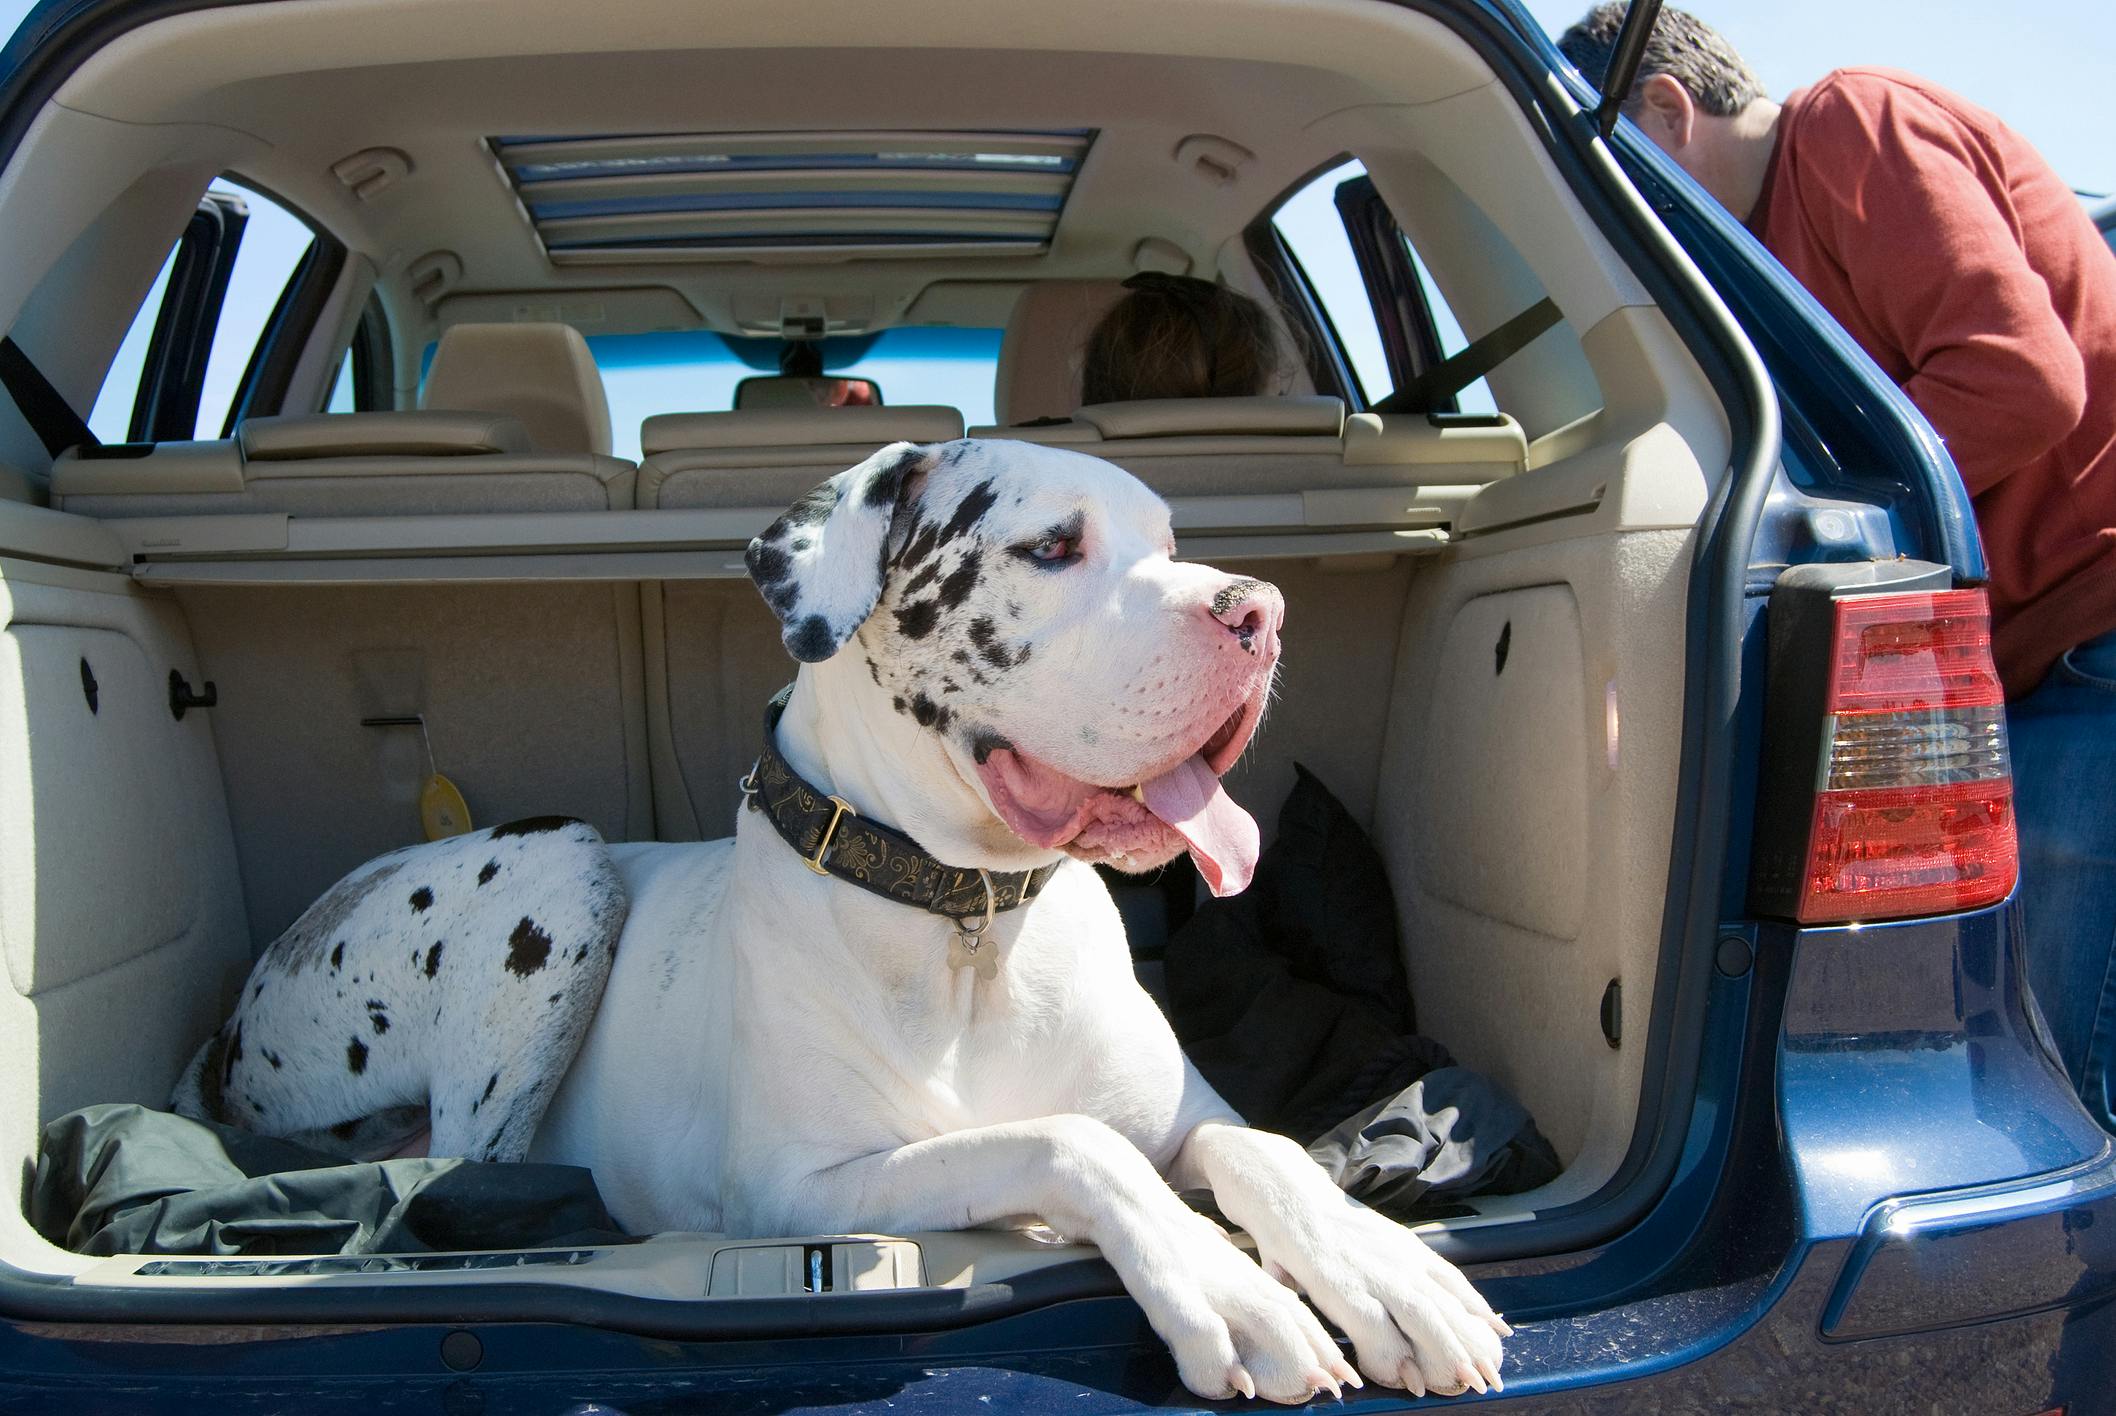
top-left (1284, 1206), bottom-right (1508, 1398)
top-left (1143, 1213), bottom-right (1362, 1405)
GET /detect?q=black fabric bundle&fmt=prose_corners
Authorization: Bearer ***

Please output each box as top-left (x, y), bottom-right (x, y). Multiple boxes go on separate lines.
top-left (1161, 765), bottom-right (1561, 1217)
top-left (31, 1103), bottom-right (630, 1257)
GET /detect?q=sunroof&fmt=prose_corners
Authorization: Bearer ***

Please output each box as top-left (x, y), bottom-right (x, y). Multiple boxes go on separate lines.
top-left (489, 130), bottom-right (1094, 263)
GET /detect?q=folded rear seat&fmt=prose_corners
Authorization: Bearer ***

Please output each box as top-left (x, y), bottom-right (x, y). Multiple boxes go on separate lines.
top-left (51, 321), bottom-right (634, 517)
top-left (634, 405), bottom-right (966, 509)
top-left (970, 396), bottom-right (1528, 495)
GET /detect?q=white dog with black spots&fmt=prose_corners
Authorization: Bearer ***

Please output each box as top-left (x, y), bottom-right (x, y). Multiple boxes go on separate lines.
top-left (177, 439), bottom-right (1507, 1402)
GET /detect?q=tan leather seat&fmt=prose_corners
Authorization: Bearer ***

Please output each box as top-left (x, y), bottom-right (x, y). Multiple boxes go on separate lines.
top-left (993, 279), bottom-right (1127, 426)
top-left (50, 410), bottom-right (635, 517)
top-left (634, 405), bottom-right (965, 509)
top-left (421, 322), bottom-right (614, 457)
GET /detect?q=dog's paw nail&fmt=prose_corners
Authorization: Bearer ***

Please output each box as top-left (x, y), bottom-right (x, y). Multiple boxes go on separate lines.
top-left (1396, 1362), bottom-right (1426, 1398)
top-left (1332, 1359), bottom-right (1362, 1390)
top-left (1228, 1364), bottom-right (1256, 1401)
top-left (1457, 1361), bottom-right (1487, 1395)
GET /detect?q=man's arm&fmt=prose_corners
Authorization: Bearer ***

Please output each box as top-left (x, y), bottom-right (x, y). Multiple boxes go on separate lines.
top-left (1795, 81), bottom-right (2087, 494)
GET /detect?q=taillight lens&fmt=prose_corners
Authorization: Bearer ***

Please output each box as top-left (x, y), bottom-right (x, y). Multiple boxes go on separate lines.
top-left (1795, 589), bottom-right (2016, 923)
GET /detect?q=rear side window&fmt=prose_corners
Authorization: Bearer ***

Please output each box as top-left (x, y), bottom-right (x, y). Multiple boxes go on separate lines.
top-left (88, 178), bottom-right (319, 442)
top-left (1268, 159), bottom-right (1495, 415)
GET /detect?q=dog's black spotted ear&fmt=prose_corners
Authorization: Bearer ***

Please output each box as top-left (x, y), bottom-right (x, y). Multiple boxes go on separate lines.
top-left (746, 442), bottom-right (933, 663)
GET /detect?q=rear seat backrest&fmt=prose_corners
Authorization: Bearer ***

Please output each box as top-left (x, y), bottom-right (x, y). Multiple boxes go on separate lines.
top-left (421, 321), bottom-right (614, 457)
top-left (49, 410), bottom-right (635, 516)
top-left (971, 396), bottom-right (1530, 496)
top-left (635, 405), bottom-right (967, 509)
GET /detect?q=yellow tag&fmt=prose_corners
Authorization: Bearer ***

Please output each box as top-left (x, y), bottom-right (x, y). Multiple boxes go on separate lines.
top-left (419, 773), bottom-right (472, 841)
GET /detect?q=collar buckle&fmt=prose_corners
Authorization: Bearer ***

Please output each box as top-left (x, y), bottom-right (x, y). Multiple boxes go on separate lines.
top-left (804, 795), bottom-right (855, 875)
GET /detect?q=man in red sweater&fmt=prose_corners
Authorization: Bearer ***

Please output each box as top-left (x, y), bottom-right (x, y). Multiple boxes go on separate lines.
top-left (1561, 6), bottom-right (2116, 1130)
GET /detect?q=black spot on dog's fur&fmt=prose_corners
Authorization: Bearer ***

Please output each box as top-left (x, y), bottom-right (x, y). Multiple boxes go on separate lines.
top-left (252, 980), bottom-right (265, 1001)
top-left (902, 562), bottom-right (940, 597)
top-left (910, 692), bottom-right (950, 732)
top-left (492, 815), bottom-right (579, 839)
top-left (938, 480), bottom-right (998, 544)
top-left (331, 1119), bottom-right (361, 1141)
top-left (367, 1001), bottom-right (390, 1035)
top-left (425, 941), bottom-right (444, 977)
top-left (969, 617), bottom-right (1012, 670)
top-left (865, 656), bottom-right (883, 686)
top-left (347, 1038), bottom-right (368, 1074)
top-left (329, 942), bottom-right (344, 971)
top-left (222, 1022), bottom-right (243, 1083)
top-left (549, 992), bottom-right (563, 1004)
top-left (409, 886), bottom-right (433, 913)
top-left (865, 447), bottom-right (928, 506)
top-left (895, 520), bottom-right (941, 571)
top-left (506, 918), bottom-right (553, 977)
top-left (786, 614), bottom-right (836, 662)
top-left (895, 599), bottom-right (940, 640)
top-left (478, 860), bottom-right (498, 886)
top-left (892, 695), bottom-right (907, 713)
top-left (263, 1049), bottom-right (282, 1070)
top-left (970, 729), bottom-right (1012, 765)
top-left (472, 1073), bottom-right (498, 1115)
top-left (748, 543), bottom-right (791, 588)
top-left (936, 550), bottom-right (982, 611)
top-left (1495, 620), bottom-right (1512, 675)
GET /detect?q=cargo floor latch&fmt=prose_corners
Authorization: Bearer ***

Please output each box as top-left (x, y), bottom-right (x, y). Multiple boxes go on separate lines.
top-left (169, 669), bottom-right (217, 720)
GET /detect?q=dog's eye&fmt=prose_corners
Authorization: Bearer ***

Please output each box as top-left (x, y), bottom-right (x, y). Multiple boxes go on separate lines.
top-left (1016, 536), bottom-right (1079, 567)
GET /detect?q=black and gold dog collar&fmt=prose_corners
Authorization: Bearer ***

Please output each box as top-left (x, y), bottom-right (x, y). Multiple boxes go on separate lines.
top-left (743, 687), bottom-right (1059, 935)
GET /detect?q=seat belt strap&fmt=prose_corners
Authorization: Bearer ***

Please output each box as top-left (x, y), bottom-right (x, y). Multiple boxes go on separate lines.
top-left (1375, 297), bottom-right (1562, 415)
top-left (0, 337), bottom-right (99, 456)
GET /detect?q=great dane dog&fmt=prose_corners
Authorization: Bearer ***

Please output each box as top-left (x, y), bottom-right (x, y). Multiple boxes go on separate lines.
top-left (176, 438), bottom-right (1507, 1401)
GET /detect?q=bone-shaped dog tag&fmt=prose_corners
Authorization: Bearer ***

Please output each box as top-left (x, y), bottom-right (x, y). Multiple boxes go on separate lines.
top-left (948, 930), bottom-right (998, 981)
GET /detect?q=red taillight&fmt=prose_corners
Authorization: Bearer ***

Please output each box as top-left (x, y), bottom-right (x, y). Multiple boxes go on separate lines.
top-left (1794, 589), bottom-right (2017, 923)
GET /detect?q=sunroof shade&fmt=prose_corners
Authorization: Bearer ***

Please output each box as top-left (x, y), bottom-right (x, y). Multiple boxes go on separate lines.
top-left (490, 130), bottom-right (1093, 262)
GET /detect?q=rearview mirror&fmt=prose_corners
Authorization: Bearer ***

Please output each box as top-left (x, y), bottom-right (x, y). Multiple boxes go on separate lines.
top-left (734, 376), bottom-right (882, 411)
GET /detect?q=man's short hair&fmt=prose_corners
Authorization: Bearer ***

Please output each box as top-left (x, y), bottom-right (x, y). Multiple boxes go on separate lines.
top-left (1556, 3), bottom-right (1766, 118)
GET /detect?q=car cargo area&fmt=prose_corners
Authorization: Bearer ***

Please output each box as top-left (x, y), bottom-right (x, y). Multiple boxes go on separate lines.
top-left (0, 0), bottom-right (1744, 1317)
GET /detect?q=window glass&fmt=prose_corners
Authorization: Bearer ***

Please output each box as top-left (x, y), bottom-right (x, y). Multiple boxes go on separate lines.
top-left (433, 327), bottom-right (1005, 462)
top-left (87, 246), bottom-right (177, 442)
top-left (1271, 160), bottom-right (1389, 404)
top-left (195, 178), bottom-right (315, 437)
top-left (1399, 235), bottom-right (1497, 417)
top-left (325, 353), bottom-right (356, 413)
top-left (1272, 157), bottom-right (1498, 415)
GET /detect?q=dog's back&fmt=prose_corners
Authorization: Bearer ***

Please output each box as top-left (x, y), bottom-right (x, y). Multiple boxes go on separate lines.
top-left (173, 817), bottom-right (627, 1162)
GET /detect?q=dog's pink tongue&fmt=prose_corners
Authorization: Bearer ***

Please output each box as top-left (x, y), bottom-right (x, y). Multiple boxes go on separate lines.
top-left (1139, 754), bottom-right (1259, 897)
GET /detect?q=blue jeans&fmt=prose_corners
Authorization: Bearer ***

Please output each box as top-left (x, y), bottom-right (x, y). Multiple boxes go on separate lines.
top-left (2011, 629), bottom-right (2116, 1133)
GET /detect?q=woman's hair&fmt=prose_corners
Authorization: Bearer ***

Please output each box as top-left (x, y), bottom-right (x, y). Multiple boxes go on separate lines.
top-left (1079, 273), bottom-right (1285, 405)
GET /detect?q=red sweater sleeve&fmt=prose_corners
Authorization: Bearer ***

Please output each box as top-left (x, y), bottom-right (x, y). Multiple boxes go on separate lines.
top-left (1788, 81), bottom-right (2088, 494)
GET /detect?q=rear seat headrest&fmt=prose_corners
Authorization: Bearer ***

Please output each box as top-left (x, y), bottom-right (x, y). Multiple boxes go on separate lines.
top-left (995, 280), bottom-right (1129, 426)
top-left (640, 406), bottom-right (966, 458)
top-left (1072, 396), bottom-right (1346, 439)
top-left (240, 411), bottom-right (533, 461)
top-left (421, 322), bottom-right (613, 457)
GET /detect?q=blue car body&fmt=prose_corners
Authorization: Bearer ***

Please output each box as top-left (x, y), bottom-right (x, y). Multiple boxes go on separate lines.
top-left (1, 0), bottom-right (2110, 1410)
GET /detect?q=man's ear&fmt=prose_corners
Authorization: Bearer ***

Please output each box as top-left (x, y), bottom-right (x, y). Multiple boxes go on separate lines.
top-left (1633, 73), bottom-right (1698, 150)
top-left (745, 441), bottom-right (933, 663)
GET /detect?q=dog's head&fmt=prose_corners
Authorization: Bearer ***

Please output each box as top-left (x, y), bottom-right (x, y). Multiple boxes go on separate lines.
top-left (745, 438), bottom-right (1282, 894)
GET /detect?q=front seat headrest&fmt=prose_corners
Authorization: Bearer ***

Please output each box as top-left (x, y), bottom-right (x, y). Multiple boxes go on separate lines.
top-left (421, 322), bottom-right (613, 457)
top-left (993, 280), bottom-right (1129, 426)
